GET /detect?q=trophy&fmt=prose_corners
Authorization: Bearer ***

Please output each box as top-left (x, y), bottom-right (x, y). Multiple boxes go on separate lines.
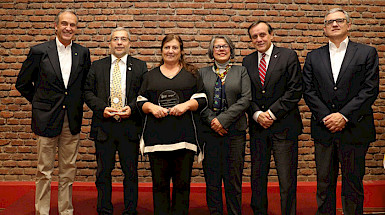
top-left (109, 96), bottom-right (127, 121)
top-left (158, 90), bottom-right (180, 108)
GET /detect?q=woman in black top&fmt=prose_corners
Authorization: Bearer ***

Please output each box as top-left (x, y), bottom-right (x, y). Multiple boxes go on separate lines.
top-left (137, 34), bottom-right (207, 215)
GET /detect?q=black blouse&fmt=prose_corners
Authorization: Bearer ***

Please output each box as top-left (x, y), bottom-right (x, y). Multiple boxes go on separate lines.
top-left (137, 66), bottom-right (207, 153)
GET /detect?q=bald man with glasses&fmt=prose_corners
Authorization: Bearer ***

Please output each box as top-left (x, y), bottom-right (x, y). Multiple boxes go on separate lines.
top-left (84, 27), bottom-right (147, 215)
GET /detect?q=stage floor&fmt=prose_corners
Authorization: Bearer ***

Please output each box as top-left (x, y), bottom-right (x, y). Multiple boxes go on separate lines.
top-left (0, 181), bottom-right (384, 215)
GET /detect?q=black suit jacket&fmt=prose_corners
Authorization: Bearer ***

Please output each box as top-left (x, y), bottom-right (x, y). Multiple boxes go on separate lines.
top-left (84, 55), bottom-right (147, 142)
top-left (303, 41), bottom-right (379, 144)
top-left (242, 46), bottom-right (303, 139)
top-left (16, 40), bottom-right (91, 137)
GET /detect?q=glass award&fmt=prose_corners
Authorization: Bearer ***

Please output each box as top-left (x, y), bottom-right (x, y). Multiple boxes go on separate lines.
top-left (108, 96), bottom-right (127, 114)
top-left (158, 90), bottom-right (180, 108)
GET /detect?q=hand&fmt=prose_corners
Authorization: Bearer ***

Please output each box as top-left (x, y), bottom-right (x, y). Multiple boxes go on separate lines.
top-left (117, 106), bottom-right (131, 119)
top-left (103, 107), bottom-right (119, 118)
top-left (169, 103), bottom-right (189, 116)
top-left (149, 104), bottom-right (169, 118)
top-left (257, 111), bottom-right (274, 129)
top-left (323, 112), bottom-right (346, 133)
top-left (211, 118), bottom-right (228, 135)
top-left (216, 128), bottom-right (228, 136)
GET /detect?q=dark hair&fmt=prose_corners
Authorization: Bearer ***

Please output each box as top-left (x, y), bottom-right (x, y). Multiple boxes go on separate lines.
top-left (160, 34), bottom-right (196, 75)
top-left (247, 21), bottom-right (273, 38)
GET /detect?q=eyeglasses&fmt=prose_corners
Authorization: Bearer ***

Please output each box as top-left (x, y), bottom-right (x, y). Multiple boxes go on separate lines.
top-left (112, 37), bottom-right (128, 42)
top-left (214, 45), bottom-right (229, 50)
top-left (324, 18), bottom-right (346, 26)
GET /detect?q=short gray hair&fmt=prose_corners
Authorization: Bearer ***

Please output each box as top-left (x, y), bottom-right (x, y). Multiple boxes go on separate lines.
top-left (55, 10), bottom-right (78, 25)
top-left (110, 27), bottom-right (130, 40)
top-left (207, 35), bottom-right (235, 60)
top-left (324, 8), bottom-right (350, 24)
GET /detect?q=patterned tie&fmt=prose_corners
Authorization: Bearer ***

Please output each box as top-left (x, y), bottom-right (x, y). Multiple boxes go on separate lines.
top-left (259, 53), bottom-right (267, 86)
top-left (111, 58), bottom-right (122, 110)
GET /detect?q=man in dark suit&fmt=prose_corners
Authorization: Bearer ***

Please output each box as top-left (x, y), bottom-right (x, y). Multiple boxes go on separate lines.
top-left (303, 8), bottom-right (379, 215)
top-left (242, 21), bottom-right (303, 215)
top-left (84, 27), bottom-right (147, 215)
top-left (16, 10), bottom-right (90, 215)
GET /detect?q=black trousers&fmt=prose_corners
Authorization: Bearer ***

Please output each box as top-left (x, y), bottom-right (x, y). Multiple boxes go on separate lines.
top-left (315, 139), bottom-right (369, 215)
top-left (202, 131), bottom-right (246, 215)
top-left (95, 127), bottom-right (139, 215)
top-left (250, 133), bottom-right (298, 215)
top-left (149, 149), bottom-right (195, 215)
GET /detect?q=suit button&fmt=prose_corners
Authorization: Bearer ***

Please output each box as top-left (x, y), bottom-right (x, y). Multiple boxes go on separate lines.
top-left (261, 105), bottom-right (265, 109)
top-left (65, 92), bottom-right (68, 95)
top-left (332, 104), bottom-right (335, 108)
top-left (334, 87), bottom-right (337, 91)
top-left (63, 105), bottom-right (66, 109)
top-left (262, 90), bottom-right (266, 94)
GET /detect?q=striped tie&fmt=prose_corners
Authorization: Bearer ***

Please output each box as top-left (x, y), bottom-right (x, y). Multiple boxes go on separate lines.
top-left (259, 53), bottom-right (267, 86)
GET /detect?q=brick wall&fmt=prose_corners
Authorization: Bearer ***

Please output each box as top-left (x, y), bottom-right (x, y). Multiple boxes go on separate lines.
top-left (0, 0), bottom-right (384, 183)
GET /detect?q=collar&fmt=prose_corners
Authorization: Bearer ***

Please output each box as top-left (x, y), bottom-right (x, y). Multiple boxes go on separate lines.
top-left (214, 60), bottom-right (230, 69)
top-left (329, 37), bottom-right (349, 50)
top-left (111, 54), bottom-right (128, 65)
top-left (258, 43), bottom-right (274, 58)
top-left (56, 37), bottom-right (72, 51)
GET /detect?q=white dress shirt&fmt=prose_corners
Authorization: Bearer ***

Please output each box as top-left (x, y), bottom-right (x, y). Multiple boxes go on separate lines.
top-left (327, 37), bottom-right (349, 122)
top-left (329, 37), bottom-right (349, 83)
top-left (110, 54), bottom-right (127, 106)
top-left (252, 44), bottom-right (277, 123)
top-left (56, 37), bottom-right (72, 89)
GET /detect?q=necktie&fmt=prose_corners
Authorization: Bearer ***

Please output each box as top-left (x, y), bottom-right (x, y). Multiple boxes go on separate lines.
top-left (111, 58), bottom-right (122, 110)
top-left (259, 53), bottom-right (267, 86)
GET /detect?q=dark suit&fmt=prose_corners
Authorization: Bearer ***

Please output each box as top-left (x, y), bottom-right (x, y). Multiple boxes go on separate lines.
top-left (16, 39), bottom-right (90, 214)
top-left (199, 65), bottom-right (251, 215)
top-left (303, 41), bottom-right (379, 215)
top-left (242, 46), bottom-right (302, 215)
top-left (16, 40), bottom-right (91, 137)
top-left (84, 55), bottom-right (147, 214)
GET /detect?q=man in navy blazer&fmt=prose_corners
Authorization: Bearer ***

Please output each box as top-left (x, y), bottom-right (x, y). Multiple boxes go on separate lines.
top-left (303, 8), bottom-right (379, 215)
top-left (242, 21), bottom-right (303, 215)
top-left (84, 27), bottom-right (147, 215)
top-left (16, 10), bottom-right (91, 215)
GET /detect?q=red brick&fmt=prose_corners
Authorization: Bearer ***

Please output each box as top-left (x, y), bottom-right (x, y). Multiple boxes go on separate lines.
top-left (0, 1), bottom-right (384, 183)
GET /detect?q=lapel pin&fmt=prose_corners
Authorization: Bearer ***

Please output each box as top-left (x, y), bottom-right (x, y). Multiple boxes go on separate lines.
top-left (274, 55), bottom-right (277, 58)
top-left (75, 52), bottom-right (78, 56)
top-left (128, 67), bottom-right (132, 71)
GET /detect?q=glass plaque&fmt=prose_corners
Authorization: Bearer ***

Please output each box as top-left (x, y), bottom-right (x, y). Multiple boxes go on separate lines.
top-left (158, 90), bottom-right (180, 108)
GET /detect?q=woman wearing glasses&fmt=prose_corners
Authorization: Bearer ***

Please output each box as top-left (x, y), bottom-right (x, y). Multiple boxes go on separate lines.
top-left (198, 35), bottom-right (251, 215)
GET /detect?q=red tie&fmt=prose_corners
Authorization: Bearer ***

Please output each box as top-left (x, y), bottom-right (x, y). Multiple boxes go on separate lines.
top-left (259, 53), bottom-right (267, 86)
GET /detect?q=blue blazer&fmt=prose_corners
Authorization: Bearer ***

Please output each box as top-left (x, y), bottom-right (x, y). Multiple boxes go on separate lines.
top-left (16, 40), bottom-right (91, 137)
top-left (303, 41), bottom-right (379, 144)
top-left (243, 46), bottom-right (303, 140)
